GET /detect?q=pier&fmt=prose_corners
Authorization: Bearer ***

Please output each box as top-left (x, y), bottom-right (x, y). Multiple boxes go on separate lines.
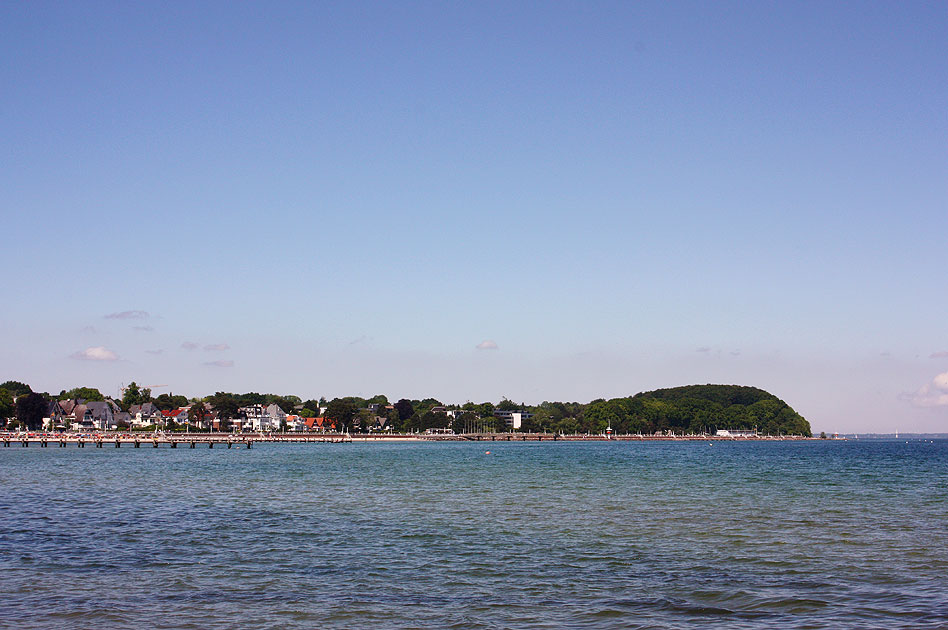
top-left (0, 433), bottom-right (355, 448)
top-left (1, 431), bottom-right (810, 448)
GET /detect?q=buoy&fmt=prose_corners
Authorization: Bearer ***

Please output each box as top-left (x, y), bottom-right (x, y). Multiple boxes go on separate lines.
top-left (485, 451), bottom-right (491, 455)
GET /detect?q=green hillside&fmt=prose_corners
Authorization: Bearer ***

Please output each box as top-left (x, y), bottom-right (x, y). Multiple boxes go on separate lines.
top-left (584, 384), bottom-right (811, 436)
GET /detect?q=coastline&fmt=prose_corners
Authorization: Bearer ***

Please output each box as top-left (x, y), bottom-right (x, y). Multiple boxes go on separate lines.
top-left (1, 431), bottom-right (820, 446)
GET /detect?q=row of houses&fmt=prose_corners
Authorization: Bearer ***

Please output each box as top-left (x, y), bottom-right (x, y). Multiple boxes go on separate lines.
top-left (41, 399), bottom-right (339, 433)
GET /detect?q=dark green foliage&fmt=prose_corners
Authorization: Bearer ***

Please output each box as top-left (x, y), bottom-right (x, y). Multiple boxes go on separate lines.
top-left (394, 399), bottom-right (414, 421)
top-left (0, 389), bottom-right (14, 420)
top-left (324, 398), bottom-right (358, 430)
top-left (0, 381), bottom-right (32, 397)
top-left (60, 386), bottom-right (105, 402)
top-left (16, 392), bottom-right (48, 431)
top-left (121, 382), bottom-right (151, 409)
top-left (207, 392), bottom-right (241, 419)
top-left (154, 393), bottom-right (189, 411)
top-left (594, 384), bottom-right (812, 436)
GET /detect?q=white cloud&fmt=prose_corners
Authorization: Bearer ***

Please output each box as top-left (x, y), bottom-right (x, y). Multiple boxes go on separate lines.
top-left (181, 341), bottom-right (200, 350)
top-left (104, 310), bottom-right (149, 320)
top-left (901, 371), bottom-right (948, 407)
top-left (203, 360), bottom-right (234, 368)
top-left (476, 340), bottom-right (499, 350)
top-left (71, 346), bottom-right (119, 361)
top-left (203, 343), bottom-right (230, 351)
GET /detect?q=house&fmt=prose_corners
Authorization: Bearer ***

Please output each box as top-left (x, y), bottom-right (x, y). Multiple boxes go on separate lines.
top-left (129, 403), bottom-right (164, 428)
top-left (237, 404), bottom-right (287, 432)
top-left (303, 417), bottom-right (336, 432)
top-left (72, 401), bottom-right (116, 431)
top-left (284, 414), bottom-right (307, 432)
top-left (42, 400), bottom-right (69, 431)
top-left (265, 403), bottom-right (287, 431)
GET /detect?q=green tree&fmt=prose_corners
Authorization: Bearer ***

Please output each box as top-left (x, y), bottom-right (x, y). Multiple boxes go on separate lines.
top-left (121, 382), bottom-right (151, 409)
top-left (154, 393), bottom-right (188, 411)
top-left (16, 392), bottom-right (48, 431)
top-left (0, 389), bottom-right (14, 421)
top-left (190, 402), bottom-right (208, 428)
top-left (207, 392), bottom-right (240, 420)
top-left (324, 398), bottom-right (358, 431)
top-left (0, 381), bottom-right (32, 397)
top-left (394, 399), bottom-right (414, 422)
top-left (496, 398), bottom-right (519, 411)
top-left (61, 387), bottom-right (105, 402)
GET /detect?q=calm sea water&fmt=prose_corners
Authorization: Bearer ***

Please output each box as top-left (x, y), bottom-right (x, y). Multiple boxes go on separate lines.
top-left (1, 439), bottom-right (946, 629)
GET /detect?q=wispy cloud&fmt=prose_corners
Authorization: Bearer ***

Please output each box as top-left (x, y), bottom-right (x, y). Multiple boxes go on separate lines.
top-left (476, 340), bottom-right (499, 350)
top-left (349, 335), bottom-right (368, 346)
top-left (104, 310), bottom-right (149, 320)
top-left (70, 346), bottom-right (119, 361)
top-left (203, 343), bottom-right (230, 351)
top-left (930, 351), bottom-right (948, 359)
top-left (145, 349), bottom-right (164, 355)
top-left (80, 325), bottom-right (97, 334)
top-left (134, 326), bottom-right (154, 332)
top-left (203, 360), bottom-right (234, 368)
top-left (696, 346), bottom-right (712, 353)
top-left (181, 341), bottom-right (200, 350)
top-left (900, 372), bottom-right (948, 407)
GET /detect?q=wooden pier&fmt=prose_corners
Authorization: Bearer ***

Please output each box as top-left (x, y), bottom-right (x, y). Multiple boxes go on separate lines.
top-left (0, 433), bottom-right (355, 448)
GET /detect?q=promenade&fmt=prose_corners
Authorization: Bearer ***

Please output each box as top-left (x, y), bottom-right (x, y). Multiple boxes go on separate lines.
top-left (1, 431), bottom-right (813, 448)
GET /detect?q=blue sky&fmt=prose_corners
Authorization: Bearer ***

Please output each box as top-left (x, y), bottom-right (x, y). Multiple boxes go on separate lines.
top-left (2, 1), bottom-right (946, 432)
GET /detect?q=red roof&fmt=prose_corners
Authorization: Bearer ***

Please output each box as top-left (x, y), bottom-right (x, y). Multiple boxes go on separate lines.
top-left (303, 417), bottom-right (335, 429)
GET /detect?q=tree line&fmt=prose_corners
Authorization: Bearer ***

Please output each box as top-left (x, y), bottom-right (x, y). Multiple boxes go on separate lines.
top-left (0, 380), bottom-right (811, 436)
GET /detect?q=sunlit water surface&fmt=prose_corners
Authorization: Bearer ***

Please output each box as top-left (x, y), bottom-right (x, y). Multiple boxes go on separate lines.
top-left (1, 439), bottom-right (946, 629)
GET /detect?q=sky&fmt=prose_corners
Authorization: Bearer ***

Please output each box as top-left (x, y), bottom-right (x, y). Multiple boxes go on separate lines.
top-left (1, 1), bottom-right (946, 433)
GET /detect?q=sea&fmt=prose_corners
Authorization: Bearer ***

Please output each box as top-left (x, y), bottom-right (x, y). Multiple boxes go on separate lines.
top-left (1, 439), bottom-right (946, 629)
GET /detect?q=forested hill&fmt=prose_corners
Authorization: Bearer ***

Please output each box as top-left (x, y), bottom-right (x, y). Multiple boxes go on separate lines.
top-left (585, 384), bottom-right (811, 436)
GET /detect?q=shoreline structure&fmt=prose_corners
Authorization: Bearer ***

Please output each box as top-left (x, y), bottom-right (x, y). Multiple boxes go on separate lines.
top-left (1, 431), bottom-right (819, 448)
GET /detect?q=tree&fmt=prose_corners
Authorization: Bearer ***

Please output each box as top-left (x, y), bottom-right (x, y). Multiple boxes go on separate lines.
top-left (121, 382), bottom-right (151, 408)
top-left (154, 393), bottom-right (188, 411)
top-left (0, 381), bottom-right (32, 397)
top-left (0, 389), bottom-right (14, 422)
top-left (190, 402), bottom-right (208, 428)
top-left (16, 392), bottom-right (48, 431)
top-left (366, 394), bottom-right (389, 406)
top-left (394, 398), bottom-right (414, 421)
top-left (61, 387), bottom-right (105, 402)
top-left (207, 392), bottom-right (240, 420)
top-left (496, 398), bottom-right (520, 412)
top-left (324, 398), bottom-right (358, 431)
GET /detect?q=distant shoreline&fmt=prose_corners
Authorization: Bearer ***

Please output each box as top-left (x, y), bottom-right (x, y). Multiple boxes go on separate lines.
top-left (1, 431), bottom-right (822, 446)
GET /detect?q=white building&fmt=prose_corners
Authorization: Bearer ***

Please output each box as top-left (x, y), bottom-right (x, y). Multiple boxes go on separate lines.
top-left (493, 409), bottom-right (533, 430)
